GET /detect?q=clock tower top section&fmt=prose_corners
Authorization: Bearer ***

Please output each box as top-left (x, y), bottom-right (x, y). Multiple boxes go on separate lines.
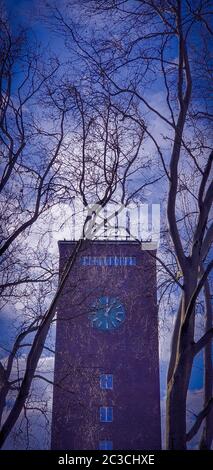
top-left (57, 239), bottom-right (156, 275)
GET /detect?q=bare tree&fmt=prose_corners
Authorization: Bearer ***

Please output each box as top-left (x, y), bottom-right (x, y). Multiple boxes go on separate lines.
top-left (0, 11), bottom-right (150, 445)
top-left (1, 0), bottom-right (212, 450)
top-left (0, 8), bottom-right (71, 446)
top-left (0, 7), bottom-right (67, 302)
top-left (50, 0), bottom-right (213, 449)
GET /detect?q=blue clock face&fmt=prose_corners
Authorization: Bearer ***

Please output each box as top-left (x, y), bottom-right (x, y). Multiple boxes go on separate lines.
top-left (89, 296), bottom-right (125, 331)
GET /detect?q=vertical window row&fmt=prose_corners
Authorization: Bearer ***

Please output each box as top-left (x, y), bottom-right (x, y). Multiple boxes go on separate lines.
top-left (99, 374), bottom-right (113, 449)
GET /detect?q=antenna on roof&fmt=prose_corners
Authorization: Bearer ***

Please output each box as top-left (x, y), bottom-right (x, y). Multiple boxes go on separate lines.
top-left (137, 204), bottom-right (141, 241)
top-left (72, 211), bottom-right (75, 240)
top-left (126, 209), bottom-right (130, 240)
top-left (115, 211), bottom-right (119, 239)
top-left (104, 207), bottom-right (107, 239)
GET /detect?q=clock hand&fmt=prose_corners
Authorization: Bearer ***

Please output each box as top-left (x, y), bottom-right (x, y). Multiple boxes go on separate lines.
top-left (105, 300), bottom-right (119, 315)
top-left (105, 306), bottom-right (115, 316)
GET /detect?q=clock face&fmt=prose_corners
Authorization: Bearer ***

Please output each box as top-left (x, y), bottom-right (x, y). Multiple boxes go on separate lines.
top-left (89, 296), bottom-right (125, 331)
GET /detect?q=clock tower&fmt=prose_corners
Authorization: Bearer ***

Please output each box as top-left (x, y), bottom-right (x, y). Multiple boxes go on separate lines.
top-left (51, 239), bottom-right (161, 450)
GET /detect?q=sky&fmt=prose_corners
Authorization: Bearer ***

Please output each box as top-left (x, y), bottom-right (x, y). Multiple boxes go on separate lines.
top-left (1, 0), bottom-right (210, 450)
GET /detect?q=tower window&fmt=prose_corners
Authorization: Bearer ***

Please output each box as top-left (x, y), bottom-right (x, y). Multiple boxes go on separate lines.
top-left (80, 256), bottom-right (136, 266)
top-left (100, 406), bottom-right (113, 422)
top-left (100, 374), bottom-right (113, 390)
top-left (99, 440), bottom-right (113, 450)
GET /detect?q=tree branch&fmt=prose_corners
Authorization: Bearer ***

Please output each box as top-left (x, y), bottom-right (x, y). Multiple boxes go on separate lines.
top-left (192, 328), bottom-right (213, 357)
top-left (182, 260), bottom-right (213, 330)
top-left (186, 398), bottom-right (213, 442)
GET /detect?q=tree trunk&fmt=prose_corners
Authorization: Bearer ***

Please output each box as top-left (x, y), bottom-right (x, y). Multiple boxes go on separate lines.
top-left (0, 365), bottom-right (9, 427)
top-left (199, 277), bottom-right (213, 449)
top-left (166, 351), bottom-right (194, 449)
top-left (166, 268), bottom-right (197, 449)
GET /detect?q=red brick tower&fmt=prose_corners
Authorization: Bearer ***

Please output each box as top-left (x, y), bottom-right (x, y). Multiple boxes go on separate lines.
top-left (51, 240), bottom-right (161, 450)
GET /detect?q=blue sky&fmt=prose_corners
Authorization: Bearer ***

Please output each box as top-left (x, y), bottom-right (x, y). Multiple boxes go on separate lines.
top-left (5, 0), bottom-right (63, 55)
